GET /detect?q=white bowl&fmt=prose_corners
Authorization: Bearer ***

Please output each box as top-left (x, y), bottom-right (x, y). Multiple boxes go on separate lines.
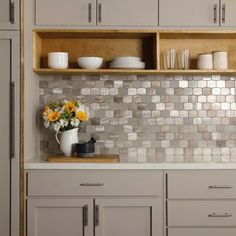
top-left (77, 57), bottom-right (103, 69)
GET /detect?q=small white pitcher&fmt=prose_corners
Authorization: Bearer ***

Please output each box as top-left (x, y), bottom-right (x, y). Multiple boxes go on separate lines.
top-left (55, 128), bottom-right (79, 156)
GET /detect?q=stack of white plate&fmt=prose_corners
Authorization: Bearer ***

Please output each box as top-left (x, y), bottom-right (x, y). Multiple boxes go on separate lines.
top-left (110, 56), bottom-right (145, 69)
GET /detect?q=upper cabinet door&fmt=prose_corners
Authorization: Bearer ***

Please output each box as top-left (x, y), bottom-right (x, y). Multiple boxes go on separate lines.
top-left (35, 0), bottom-right (96, 26)
top-left (159, 0), bottom-right (220, 27)
top-left (97, 0), bottom-right (158, 26)
top-left (220, 0), bottom-right (236, 26)
top-left (0, 0), bottom-right (19, 29)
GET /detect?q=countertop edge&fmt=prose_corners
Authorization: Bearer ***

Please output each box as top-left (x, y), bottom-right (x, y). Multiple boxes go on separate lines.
top-left (24, 162), bottom-right (236, 170)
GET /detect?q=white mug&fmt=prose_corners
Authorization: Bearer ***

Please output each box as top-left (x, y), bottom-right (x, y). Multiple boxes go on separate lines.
top-left (197, 53), bottom-right (213, 70)
top-left (48, 52), bottom-right (68, 69)
top-left (212, 51), bottom-right (228, 69)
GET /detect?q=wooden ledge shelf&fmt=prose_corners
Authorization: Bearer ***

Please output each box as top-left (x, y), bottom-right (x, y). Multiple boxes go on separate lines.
top-left (33, 29), bottom-right (236, 76)
top-left (33, 68), bottom-right (159, 75)
top-left (33, 68), bottom-right (236, 75)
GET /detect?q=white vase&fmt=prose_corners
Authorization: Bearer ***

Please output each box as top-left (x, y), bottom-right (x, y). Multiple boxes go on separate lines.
top-left (55, 128), bottom-right (79, 156)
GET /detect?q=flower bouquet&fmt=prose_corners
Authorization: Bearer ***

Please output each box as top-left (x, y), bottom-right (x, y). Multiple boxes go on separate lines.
top-left (43, 99), bottom-right (89, 132)
top-left (42, 99), bottom-right (89, 156)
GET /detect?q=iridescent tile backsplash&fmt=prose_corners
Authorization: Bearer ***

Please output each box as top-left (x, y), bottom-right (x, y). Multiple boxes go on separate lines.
top-left (39, 75), bottom-right (236, 163)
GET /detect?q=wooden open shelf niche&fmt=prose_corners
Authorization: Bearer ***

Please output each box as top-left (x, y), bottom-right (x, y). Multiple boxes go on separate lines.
top-left (33, 29), bottom-right (236, 75)
top-left (33, 30), bottom-right (158, 75)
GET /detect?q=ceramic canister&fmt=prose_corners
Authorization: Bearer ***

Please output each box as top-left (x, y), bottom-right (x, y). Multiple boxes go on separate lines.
top-left (212, 51), bottom-right (228, 69)
top-left (48, 52), bottom-right (68, 69)
top-left (197, 53), bottom-right (213, 70)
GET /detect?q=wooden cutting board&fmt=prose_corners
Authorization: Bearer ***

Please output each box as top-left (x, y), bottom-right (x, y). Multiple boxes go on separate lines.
top-left (48, 154), bottom-right (120, 163)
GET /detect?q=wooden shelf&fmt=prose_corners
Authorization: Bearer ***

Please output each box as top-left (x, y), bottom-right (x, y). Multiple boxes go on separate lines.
top-left (33, 68), bottom-right (236, 75)
top-left (33, 68), bottom-right (159, 75)
top-left (33, 29), bottom-right (236, 75)
top-left (158, 69), bottom-right (236, 75)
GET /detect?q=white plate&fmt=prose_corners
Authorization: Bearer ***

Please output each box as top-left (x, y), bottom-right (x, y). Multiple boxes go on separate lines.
top-left (112, 56), bottom-right (141, 63)
top-left (110, 61), bottom-right (145, 69)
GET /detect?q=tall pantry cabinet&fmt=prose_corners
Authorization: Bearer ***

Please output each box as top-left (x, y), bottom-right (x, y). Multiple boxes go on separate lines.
top-left (0, 0), bottom-right (20, 236)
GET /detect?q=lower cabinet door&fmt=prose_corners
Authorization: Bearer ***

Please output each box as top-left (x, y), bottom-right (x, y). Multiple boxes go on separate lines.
top-left (168, 228), bottom-right (236, 236)
top-left (94, 198), bottom-right (162, 236)
top-left (27, 198), bottom-right (93, 236)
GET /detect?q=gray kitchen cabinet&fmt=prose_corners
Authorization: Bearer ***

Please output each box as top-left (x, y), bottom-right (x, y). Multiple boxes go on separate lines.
top-left (27, 198), bottom-right (94, 236)
top-left (167, 171), bottom-right (236, 199)
top-left (0, 33), bottom-right (11, 236)
top-left (168, 200), bottom-right (236, 227)
top-left (159, 0), bottom-right (220, 27)
top-left (35, 0), bottom-right (158, 26)
top-left (96, 0), bottom-right (158, 26)
top-left (27, 170), bottom-right (162, 197)
top-left (220, 0), bottom-right (236, 26)
top-left (166, 170), bottom-right (236, 236)
top-left (95, 198), bottom-right (161, 236)
top-left (168, 228), bottom-right (236, 236)
top-left (0, 31), bottom-right (20, 236)
top-left (0, 0), bottom-right (19, 29)
top-left (35, 0), bottom-right (97, 26)
top-left (27, 197), bottom-right (161, 236)
top-left (26, 170), bottom-right (163, 236)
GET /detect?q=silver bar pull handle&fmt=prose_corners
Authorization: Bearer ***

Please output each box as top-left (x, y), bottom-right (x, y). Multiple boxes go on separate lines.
top-left (10, 2), bottom-right (15, 24)
top-left (222, 3), bottom-right (226, 23)
top-left (208, 212), bottom-right (232, 217)
top-left (83, 205), bottom-right (88, 227)
top-left (98, 3), bottom-right (102, 23)
top-left (214, 4), bottom-right (217, 24)
top-left (209, 185), bottom-right (233, 189)
top-left (10, 81), bottom-right (15, 159)
top-left (88, 3), bottom-right (92, 23)
top-left (80, 183), bottom-right (104, 187)
top-left (95, 205), bottom-right (99, 226)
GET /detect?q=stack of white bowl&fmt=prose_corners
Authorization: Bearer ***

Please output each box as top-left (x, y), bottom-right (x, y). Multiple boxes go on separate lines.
top-left (110, 56), bottom-right (145, 69)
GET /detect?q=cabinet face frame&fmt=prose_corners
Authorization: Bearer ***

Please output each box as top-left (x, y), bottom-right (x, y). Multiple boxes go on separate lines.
top-left (33, 29), bottom-right (236, 75)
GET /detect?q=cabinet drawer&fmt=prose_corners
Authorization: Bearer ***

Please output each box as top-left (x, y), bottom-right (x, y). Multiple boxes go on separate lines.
top-left (168, 200), bottom-right (236, 227)
top-left (168, 228), bottom-right (236, 236)
top-left (167, 171), bottom-right (236, 199)
top-left (27, 170), bottom-right (163, 197)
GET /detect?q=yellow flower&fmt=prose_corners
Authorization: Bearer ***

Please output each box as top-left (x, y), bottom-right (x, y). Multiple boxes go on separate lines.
top-left (43, 106), bottom-right (49, 116)
top-left (64, 101), bottom-right (76, 113)
top-left (76, 111), bottom-right (88, 122)
top-left (47, 111), bottom-right (60, 122)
